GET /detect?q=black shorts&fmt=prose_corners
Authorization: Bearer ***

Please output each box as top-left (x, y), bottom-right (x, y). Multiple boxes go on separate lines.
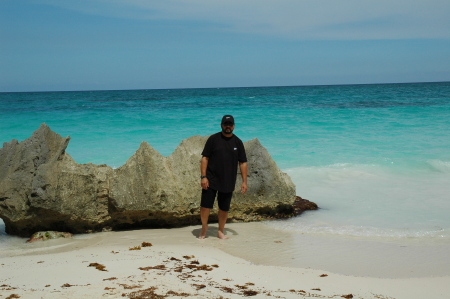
top-left (201, 188), bottom-right (233, 212)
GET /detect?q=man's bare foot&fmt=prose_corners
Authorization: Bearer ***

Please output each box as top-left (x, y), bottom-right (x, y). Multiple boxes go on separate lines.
top-left (218, 231), bottom-right (229, 239)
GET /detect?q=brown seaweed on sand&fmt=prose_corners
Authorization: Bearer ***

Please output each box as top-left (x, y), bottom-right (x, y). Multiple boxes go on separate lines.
top-left (166, 290), bottom-right (190, 296)
top-left (185, 264), bottom-right (214, 271)
top-left (88, 262), bottom-right (107, 271)
top-left (127, 286), bottom-right (190, 299)
top-left (233, 284), bottom-right (259, 297)
top-left (120, 284), bottom-right (142, 290)
top-left (220, 286), bottom-right (234, 293)
top-left (139, 265), bottom-right (166, 271)
top-left (242, 290), bottom-right (259, 296)
top-left (1, 284), bottom-right (17, 291)
top-left (103, 277), bottom-right (117, 281)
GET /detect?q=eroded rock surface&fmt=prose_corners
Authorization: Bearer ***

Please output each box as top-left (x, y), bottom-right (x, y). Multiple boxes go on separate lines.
top-left (0, 124), bottom-right (304, 237)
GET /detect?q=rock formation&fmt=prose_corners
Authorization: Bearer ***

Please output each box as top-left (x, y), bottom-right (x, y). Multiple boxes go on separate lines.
top-left (0, 124), bottom-right (310, 237)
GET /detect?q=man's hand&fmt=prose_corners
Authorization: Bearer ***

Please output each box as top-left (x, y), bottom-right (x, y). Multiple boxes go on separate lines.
top-left (240, 182), bottom-right (248, 194)
top-left (201, 177), bottom-right (209, 190)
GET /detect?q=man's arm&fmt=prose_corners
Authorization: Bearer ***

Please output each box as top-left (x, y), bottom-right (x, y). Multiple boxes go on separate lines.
top-left (239, 162), bottom-right (248, 194)
top-left (200, 156), bottom-right (209, 190)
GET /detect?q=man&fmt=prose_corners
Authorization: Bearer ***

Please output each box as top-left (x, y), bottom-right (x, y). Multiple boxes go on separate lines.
top-left (199, 115), bottom-right (248, 239)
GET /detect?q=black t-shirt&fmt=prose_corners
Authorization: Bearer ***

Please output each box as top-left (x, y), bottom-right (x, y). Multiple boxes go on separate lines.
top-left (202, 132), bottom-right (247, 193)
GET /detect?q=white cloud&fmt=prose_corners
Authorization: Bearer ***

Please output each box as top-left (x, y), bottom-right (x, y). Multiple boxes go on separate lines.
top-left (37, 0), bottom-right (450, 40)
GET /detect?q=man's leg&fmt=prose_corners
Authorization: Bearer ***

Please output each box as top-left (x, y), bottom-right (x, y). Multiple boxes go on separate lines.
top-left (217, 191), bottom-right (232, 239)
top-left (199, 188), bottom-right (216, 239)
top-left (199, 207), bottom-right (210, 239)
top-left (217, 209), bottom-right (229, 239)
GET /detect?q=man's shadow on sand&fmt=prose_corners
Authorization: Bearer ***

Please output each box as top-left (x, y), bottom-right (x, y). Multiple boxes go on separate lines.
top-left (191, 226), bottom-right (238, 239)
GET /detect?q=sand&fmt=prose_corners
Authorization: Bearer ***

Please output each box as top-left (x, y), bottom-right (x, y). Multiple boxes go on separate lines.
top-left (1, 222), bottom-right (449, 299)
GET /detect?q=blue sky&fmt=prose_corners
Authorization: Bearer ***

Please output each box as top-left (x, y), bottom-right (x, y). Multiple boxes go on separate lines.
top-left (1, 0), bottom-right (450, 92)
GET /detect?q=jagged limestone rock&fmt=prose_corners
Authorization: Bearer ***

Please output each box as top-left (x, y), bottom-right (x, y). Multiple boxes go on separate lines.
top-left (0, 124), bottom-right (298, 237)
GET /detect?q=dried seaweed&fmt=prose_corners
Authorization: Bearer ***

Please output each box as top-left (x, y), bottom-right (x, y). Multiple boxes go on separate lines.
top-left (88, 263), bottom-right (107, 271)
top-left (127, 287), bottom-right (165, 299)
top-left (242, 290), bottom-right (259, 296)
top-left (139, 265), bottom-right (166, 271)
top-left (103, 277), bottom-right (117, 281)
top-left (220, 287), bottom-right (233, 293)
top-left (166, 290), bottom-right (190, 296)
top-left (120, 284), bottom-right (142, 290)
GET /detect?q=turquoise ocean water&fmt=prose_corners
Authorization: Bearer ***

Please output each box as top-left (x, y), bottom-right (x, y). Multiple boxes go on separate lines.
top-left (1, 82), bottom-right (450, 244)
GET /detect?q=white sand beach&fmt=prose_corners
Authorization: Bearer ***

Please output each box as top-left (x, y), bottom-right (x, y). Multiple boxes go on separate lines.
top-left (1, 222), bottom-right (449, 299)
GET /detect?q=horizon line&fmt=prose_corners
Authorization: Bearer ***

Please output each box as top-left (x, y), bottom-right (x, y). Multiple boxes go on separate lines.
top-left (1, 80), bottom-right (449, 94)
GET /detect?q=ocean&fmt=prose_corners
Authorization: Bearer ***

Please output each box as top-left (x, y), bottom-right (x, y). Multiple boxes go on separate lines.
top-left (1, 82), bottom-right (450, 246)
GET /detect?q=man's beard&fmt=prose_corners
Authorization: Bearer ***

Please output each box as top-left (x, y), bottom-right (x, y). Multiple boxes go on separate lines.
top-left (222, 128), bottom-right (233, 134)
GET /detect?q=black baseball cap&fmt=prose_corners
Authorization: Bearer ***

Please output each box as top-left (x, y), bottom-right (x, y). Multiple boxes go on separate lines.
top-left (221, 115), bottom-right (235, 125)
